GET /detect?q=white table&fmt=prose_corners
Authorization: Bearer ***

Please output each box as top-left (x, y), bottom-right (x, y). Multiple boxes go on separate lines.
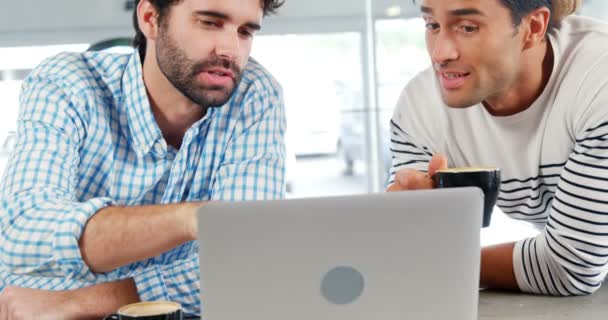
top-left (479, 285), bottom-right (608, 319)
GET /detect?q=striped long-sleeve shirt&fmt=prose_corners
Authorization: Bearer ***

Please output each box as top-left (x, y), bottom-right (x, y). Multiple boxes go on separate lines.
top-left (389, 16), bottom-right (608, 296)
top-left (0, 50), bottom-right (286, 315)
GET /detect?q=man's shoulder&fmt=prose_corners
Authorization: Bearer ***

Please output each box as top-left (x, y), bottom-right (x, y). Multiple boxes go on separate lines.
top-left (553, 16), bottom-right (608, 64)
top-left (239, 58), bottom-right (283, 98)
top-left (26, 51), bottom-right (131, 95)
top-left (551, 17), bottom-right (608, 96)
top-left (21, 52), bottom-right (133, 131)
top-left (557, 15), bottom-right (608, 37)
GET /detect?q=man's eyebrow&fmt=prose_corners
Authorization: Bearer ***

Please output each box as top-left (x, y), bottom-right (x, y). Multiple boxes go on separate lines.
top-left (448, 8), bottom-right (485, 17)
top-left (195, 10), bottom-right (228, 19)
top-left (245, 22), bottom-right (261, 31)
top-left (420, 6), bottom-right (486, 17)
top-left (194, 10), bottom-right (261, 31)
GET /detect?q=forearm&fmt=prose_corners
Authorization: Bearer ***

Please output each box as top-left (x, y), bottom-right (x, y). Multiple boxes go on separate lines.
top-left (480, 242), bottom-right (519, 291)
top-left (79, 202), bottom-right (202, 273)
top-left (66, 278), bottom-right (140, 319)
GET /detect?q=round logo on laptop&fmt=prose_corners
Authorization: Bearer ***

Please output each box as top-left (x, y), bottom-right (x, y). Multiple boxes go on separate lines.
top-left (321, 266), bottom-right (365, 305)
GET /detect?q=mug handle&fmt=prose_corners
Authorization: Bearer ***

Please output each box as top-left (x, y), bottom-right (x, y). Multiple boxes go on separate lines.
top-left (102, 314), bottom-right (120, 320)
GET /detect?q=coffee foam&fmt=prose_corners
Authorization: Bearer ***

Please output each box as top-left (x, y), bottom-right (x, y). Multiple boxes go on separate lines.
top-left (119, 301), bottom-right (180, 317)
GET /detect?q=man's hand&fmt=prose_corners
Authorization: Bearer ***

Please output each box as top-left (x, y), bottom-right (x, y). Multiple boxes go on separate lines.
top-left (387, 154), bottom-right (448, 192)
top-left (0, 286), bottom-right (75, 320)
top-left (0, 279), bottom-right (139, 320)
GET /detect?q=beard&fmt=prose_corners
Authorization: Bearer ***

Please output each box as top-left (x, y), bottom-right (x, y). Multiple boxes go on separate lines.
top-left (155, 29), bottom-right (243, 109)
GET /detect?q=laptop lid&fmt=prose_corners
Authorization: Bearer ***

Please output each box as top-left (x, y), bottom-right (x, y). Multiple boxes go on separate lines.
top-left (198, 187), bottom-right (483, 320)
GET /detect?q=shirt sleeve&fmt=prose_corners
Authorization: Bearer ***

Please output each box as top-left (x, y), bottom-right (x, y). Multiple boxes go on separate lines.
top-left (131, 78), bottom-right (286, 313)
top-left (388, 80), bottom-right (439, 186)
top-left (0, 75), bottom-right (113, 283)
top-left (132, 255), bottom-right (201, 316)
top-left (211, 85), bottom-right (287, 201)
top-left (388, 118), bottom-right (434, 184)
top-left (513, 79), bottom-right (608, 296)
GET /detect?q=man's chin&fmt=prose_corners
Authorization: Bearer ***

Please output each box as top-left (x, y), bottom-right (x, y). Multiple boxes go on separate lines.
top-left (200, 90), bottom-right (235, 107)
top-left (192, 87), bottom-right (234, 107)
top-left (441, 93), bottom-right (480, 109)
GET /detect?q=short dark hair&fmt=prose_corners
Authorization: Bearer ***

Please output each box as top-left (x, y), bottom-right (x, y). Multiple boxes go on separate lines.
top-left (132, 0), bottom-right (284, 56)
top-left (414, 0), bottom-right (562, 28)
top-left (498, 0), bottom-right (553, 28)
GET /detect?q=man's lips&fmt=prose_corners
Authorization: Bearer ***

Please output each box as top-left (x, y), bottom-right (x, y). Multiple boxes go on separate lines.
top-left (203, 67), bottom-right (235, 80)
top-left (437, 69), bottom-right (471, 90)
top-left (198, 67), bottom-right (236, 87)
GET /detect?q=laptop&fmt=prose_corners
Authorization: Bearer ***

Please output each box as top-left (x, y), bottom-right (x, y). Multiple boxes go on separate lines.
top-left (197, 187), bottom-right (483, 320)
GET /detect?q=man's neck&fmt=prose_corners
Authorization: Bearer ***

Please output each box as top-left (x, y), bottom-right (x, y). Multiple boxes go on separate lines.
top-left (141, 55), bottom-right (207, 149)
top-left (483, 40), bottom-right (554, 117)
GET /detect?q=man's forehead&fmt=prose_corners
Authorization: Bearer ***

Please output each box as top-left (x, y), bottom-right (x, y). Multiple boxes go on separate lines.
top-left (421, 0), bottom-right (485, 12)
top-left (181, 0), bottom-right (263, 20)
top-left (183, 0), bottom-right (263, 12)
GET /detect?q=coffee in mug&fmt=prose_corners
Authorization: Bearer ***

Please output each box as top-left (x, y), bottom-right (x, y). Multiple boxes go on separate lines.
top-left (103, 301), bottom-right (183, 320)
top-left (433, 167), bottom-right (501, 228)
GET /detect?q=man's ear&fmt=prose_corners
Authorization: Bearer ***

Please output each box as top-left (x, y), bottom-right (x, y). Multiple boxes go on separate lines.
top-left (137, 0), bottom-right (161, 42)
top-left (522, 7), bottom-right (551, 50)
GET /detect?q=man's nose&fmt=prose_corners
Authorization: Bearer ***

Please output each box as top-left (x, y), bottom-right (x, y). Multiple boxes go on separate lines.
top-left (214, 31), bottom-right (240, 62)
top-left (429, 33), bottom-right (459, 65)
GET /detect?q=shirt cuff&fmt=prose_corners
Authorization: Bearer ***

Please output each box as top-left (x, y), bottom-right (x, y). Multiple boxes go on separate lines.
top-left (133, 265), bottom-right (171, 302)
top-left (53, 197), bottom-right (114, 280)
top-left (132, 255), bottom-right (201, 316)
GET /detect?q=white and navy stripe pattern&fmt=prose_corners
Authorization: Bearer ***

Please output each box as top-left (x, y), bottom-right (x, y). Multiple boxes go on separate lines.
top-left (0, 50), bottom-right (286, 316)
top-left (387, 16), bottom-right (608, 296)
top-left (513, 121), bottom-right (608, 295)
top-left (388, 119), bottom-right (434, 177)
top-left (388, 118), bottom-right (608, 296)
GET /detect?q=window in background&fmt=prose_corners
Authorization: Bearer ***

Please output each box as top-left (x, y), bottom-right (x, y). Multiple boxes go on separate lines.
top-left (375, 18), bottom-right (429, 113)
top-left (580, 0), bottom-right (608, 20)
top-left (357, 18), bottom-right (431, 185)
top-left (252, 33), bottom-right (367, 198)
top-left (0, 44), bottom-right (89, 179)
top-left (0, 44), bottom-right (89, 70)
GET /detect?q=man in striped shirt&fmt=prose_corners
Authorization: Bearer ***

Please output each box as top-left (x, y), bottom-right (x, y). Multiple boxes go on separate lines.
top-left (388, 0), bottom-right (608, 295)
top-left (0, 0), bottom-right (285, 318)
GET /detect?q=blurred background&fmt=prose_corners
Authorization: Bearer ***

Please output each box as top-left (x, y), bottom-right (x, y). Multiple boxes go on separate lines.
top-left (1, 0), bottom-right (607, 244)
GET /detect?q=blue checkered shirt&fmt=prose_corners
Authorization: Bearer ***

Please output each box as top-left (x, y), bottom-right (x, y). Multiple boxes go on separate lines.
top-left (0, 50), bottom-right (286, 316)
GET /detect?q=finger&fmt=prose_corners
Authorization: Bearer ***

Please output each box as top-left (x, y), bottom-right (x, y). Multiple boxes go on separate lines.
top-left (428, 154), bottom-right (448, 177)
top-left (408, 172), bottom-right (434, 190)
top-left (396, 169), bottom-right (434, 190)
top-left (395, 169), bottom-right (418, 189)
top-left (386, 183), bottom-right (401, 192)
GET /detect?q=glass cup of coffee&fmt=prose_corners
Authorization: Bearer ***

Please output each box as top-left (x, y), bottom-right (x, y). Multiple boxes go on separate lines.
top-left (103, 301), bottom-right (183, 320)
top-left (433, 167), bottom-right (501, 228)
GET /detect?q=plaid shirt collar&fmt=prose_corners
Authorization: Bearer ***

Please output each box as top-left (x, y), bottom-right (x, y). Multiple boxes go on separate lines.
top-left (119, 51), bottom-right (222, 158)
top-left (120, 51), bottom-right (164, 158)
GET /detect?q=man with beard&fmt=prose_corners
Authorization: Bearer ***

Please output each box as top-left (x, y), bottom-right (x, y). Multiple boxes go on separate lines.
top-left (0, 0), bottom-right (285, 318)
top-left (388, 0), bottom-right (608, 296)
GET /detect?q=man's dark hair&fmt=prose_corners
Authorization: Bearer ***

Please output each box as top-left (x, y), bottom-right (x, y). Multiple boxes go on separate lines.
top-left (132, 0), bottom-right (284, 56)
top-left (498, 0), bottom-right (554, 28)
top-left (414, 0), bottom-right (559, 29)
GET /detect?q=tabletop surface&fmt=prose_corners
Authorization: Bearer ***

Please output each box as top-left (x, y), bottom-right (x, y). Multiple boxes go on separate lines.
top-left (479, 285), bottom-right (608, 319)
top-left (102, 284), bottom-right (608, 319)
